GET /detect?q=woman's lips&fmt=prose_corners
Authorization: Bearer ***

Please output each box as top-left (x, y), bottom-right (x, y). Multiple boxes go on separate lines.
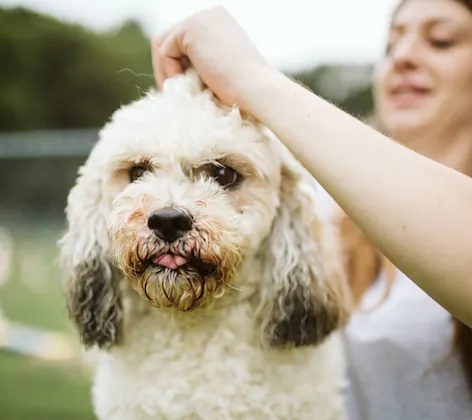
top-left (389, 84), bottom-right (431, 108)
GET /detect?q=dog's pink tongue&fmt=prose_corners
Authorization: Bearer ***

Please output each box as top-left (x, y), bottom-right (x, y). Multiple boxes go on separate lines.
top-left (154, 253), bottom-right (188, 269)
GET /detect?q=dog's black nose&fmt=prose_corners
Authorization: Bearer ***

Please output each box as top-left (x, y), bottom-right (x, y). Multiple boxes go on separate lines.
top-left (147, 208), bottom-right (193, 242)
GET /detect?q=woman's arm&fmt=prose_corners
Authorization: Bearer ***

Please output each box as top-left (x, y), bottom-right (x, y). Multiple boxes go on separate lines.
top-left (245, 70), bottom-right (472, 325)
top-left (151, 7), bottom-right (472, 326)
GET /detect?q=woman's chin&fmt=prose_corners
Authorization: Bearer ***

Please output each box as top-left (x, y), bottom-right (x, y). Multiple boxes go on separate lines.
top-left (381, 112), bottom-right (435, 139)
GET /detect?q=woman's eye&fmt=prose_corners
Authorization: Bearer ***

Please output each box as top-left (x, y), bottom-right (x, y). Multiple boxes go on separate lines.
top-left (128, 165), bottom-right (149, 182)
top-left (209, 165), bottom-right (240, 189)
top-left (430, 38), bottom-right (454, 49)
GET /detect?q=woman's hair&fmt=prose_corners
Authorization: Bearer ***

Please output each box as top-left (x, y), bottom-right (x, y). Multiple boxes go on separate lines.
top-left (393, 0), bottom-right (472, 14)
top-left (337, 0), bottom-right (472, 393)
top-left (452, 0), bottom-right (471, 11)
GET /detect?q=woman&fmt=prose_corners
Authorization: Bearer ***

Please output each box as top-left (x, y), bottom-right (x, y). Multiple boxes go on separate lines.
top-left (336, 0), bottom-right (472, 418)
top-left (150, 3), bottom-right (472, 326)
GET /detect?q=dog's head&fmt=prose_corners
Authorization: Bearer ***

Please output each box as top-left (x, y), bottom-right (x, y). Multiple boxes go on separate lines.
top-left (60, 70), bottom-right (350, 350)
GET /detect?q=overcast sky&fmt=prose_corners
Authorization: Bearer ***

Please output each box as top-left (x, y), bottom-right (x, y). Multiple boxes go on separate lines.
top-left (1, 0), bottom-right (398, 71)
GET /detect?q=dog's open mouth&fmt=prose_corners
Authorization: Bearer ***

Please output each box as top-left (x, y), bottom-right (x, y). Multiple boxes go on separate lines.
top-left (148, 252), bottom-right (215, 276)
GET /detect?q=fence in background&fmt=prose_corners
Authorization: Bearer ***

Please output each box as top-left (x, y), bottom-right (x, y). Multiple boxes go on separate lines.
top-left (0, 129), bottom-right (100, 225)
top-left (0, 128), bottom-right (98, 158)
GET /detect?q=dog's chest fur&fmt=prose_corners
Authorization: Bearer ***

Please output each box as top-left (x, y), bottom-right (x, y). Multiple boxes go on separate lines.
top-left (91, 289), bottom-right (347, 420)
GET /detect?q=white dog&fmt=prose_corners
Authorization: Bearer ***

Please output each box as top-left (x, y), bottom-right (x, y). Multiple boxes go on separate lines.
top-left (59, 70), bottom-right (351, 420)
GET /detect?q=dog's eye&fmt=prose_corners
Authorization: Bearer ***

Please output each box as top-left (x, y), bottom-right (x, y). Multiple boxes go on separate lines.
top-left (128, 165), bottom-right (149, 182)
top-left (209, 165), bottom-right (240, 188)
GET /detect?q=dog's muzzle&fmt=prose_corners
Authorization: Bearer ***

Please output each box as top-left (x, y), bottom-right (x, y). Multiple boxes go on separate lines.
top-left (113, 205), bottom-right (240, 312)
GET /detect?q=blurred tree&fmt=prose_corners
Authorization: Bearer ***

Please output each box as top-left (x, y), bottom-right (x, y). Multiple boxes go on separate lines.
top-left (0, 7), bottom-right (154, 131)
top-left (289, 65), bottom-right (374, 118)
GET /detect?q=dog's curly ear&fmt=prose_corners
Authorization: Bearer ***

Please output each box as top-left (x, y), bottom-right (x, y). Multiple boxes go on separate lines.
top-left (258, 157), bottom-right (351, 349)
top-left (59, 160), bottom-right (122, 350)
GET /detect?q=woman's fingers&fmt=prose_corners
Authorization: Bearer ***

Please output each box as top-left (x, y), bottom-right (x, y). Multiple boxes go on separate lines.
top-left (151, 25), bottom-right (185, 89)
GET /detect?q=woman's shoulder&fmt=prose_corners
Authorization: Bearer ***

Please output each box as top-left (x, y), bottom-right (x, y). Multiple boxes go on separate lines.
top-left (343, 269), bottom-right (472, 419)
top-left (346, 269), bottom-right (453, 351)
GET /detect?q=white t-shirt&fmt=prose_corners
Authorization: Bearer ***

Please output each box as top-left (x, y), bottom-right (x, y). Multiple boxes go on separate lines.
top-left (316, 187), bottom-right (472, 420)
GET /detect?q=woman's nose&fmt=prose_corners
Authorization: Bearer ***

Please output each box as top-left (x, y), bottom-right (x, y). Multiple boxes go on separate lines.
top-left (390, 36), bottom-right (422, 72)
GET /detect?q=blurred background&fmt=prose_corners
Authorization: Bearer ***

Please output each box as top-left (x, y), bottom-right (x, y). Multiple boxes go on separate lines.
top-left (0, 0), bottom-right (396, 418)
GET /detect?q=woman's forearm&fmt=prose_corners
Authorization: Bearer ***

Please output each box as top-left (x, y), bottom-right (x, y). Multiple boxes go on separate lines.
top-left (150, 4), bottom-right (472, 324)
top-left (244, 69), bottom-right (472, 326)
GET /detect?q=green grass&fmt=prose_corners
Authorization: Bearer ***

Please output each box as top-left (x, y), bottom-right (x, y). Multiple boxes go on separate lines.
top-left (0, 352), bottom-right (95, 420)
top-left (0, 224), bottom-right (95, 419)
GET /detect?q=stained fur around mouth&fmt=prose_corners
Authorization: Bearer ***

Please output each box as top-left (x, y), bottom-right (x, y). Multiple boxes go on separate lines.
top-left (116, 227), bottom-right (236, 311)
top-left (127, 235), bottom-right (217, 277)
top-left (132, 241), bottom-right (223, 310)
top-left (137, 258), bottom-right (224, 311)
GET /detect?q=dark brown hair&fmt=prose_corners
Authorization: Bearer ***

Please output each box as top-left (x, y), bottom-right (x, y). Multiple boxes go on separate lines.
top-left (338, 0), bottom-right (472, 395)
top-left (393, 0), bottom-right (472, 15)
top-left (452, 0), bottom-right (472, 11)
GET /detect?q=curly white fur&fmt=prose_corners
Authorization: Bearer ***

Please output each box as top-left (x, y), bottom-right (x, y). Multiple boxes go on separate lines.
top-left (59, 70), bottom-right (351, 420)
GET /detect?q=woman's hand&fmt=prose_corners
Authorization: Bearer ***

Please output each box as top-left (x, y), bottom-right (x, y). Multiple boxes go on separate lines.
top-left (151, 6), bottom-right (275, 108)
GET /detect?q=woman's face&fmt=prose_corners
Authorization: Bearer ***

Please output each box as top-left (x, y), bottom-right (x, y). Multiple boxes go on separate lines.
top-left (373, 0), bottom-right (472, 138)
